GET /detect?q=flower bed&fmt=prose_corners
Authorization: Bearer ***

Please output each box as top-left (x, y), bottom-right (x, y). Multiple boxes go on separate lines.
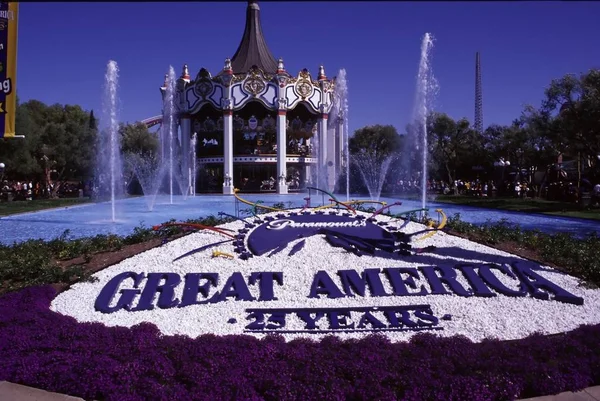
top-left (2, 210), bottom-right (600, 400)
top-left (1, 286), bottom-right (600, 400)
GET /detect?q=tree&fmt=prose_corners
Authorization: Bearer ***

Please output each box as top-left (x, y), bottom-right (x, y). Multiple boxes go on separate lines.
top-left (0, 100), bottom-right (98, 194)
top-left (535, 69), bottom-right (600, 191)
top-left (0, 98), bottom-right (43, 179)
top-left (349, 125), bottom-right (401, 159)
top-left (119, 122), bottom-right (158, 158)
top-left (347, 125), bottom-right (402, 194)
top-left (426, 113), bottom-right (481, 188)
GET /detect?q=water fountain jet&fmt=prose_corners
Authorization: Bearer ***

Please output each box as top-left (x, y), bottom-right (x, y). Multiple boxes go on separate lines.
top-left (334, 69), bottom-right (350, 202)
top-left (97, 60), bottom-right (124, 222)
top-left (411, 33), bottom-right (438, 210)
top-left (125, 152), bottom-right (166, 211)
top-left (162, 66), bottom-right (177, 205)
top-left (353, 150), bottom-right (394, 201)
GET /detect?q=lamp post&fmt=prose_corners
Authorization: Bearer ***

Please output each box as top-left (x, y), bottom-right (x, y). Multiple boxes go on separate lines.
top-left (0, 162), bottom-right (5, 182)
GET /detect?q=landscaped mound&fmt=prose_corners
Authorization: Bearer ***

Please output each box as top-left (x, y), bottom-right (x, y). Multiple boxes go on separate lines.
top-left (2, 286), bottom-right (600, 400)
top-left (2, 209), bottom-right (600, 400)
top-left (51, 210), bottom-right (600, 342)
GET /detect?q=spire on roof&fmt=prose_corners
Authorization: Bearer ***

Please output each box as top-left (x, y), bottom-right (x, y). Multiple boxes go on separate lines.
top-left (230, 0), bottom-right (278, 74)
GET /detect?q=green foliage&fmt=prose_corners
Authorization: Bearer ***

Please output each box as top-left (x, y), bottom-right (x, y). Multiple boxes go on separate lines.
top-left (349, 124), bottom-right (402, 161)
top-left (119, 122), bottom-right (158, 158)
top-left (0, 100), bottom-right (98, 182)
top-left (426, 113), bottom-right (482, 185)
top-left (446, 214), bottom-right (600, 285)
top-left (0, 215), bottom-right (229, 295)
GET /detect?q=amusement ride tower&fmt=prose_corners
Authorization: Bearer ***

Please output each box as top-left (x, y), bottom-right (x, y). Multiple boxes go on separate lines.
top-left (474, 52), bottom-right (483, 134)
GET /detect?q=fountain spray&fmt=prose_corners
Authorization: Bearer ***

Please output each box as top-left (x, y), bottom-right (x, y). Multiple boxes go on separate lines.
top-left (191, 132), bottom-right (197, 197)
top-left (335, 69), bottom-right (350, 202)
top-left (162, 66), bottom-right (177, 204)
top-left (413, 33), bottom-right (437, 211)
top-left (100, 60), bottom-right (123, 223)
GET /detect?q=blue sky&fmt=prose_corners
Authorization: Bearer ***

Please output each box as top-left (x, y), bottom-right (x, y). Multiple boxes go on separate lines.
top-left (16, 1), bottom-right (600, 135)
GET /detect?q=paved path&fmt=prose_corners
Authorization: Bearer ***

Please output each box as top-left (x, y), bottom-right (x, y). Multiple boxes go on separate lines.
top-left (517, 387), bottom-right (600, 401)
top-left (1, 381), bottom-right (599, 400)
top-left (0, 382), bottom-right (84, 401)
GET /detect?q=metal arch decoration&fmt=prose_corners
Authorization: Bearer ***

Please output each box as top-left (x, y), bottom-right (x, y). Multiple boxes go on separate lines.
top-left (195, 80), bottom-right (213, 98)
top-left (194, 68), bottom-right (214, 99)
top-left (294, 69), bottom-right (314, 100)
top-left (243, 67), bottom-right (268, 96)
top-left (157, 186), bottom-right (449, 262)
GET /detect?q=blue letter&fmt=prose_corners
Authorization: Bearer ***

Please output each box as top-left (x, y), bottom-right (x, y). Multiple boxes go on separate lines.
top-left (414, 307), bottom-right (439, 327)
top-left (357, 311), bottom-right (386, 329)
top-left (385, 268), bottom-right (428, 296)
top-left (133, 273), bottom-right (181, 311)
top-left (179, 273), bottom-right (219, 307)
top-left (217, 272), bottom-right (255, 302)
top-left (337, 269), bottom-right (388, 297)
top-left (308, 271), bottom-right (345, 299)
top-left (249, 272), bottom-right (283, 301)
top-left (421, 266), bottom-right (471, 296)
top-left (95, 272), bottom-right (145, 314)
top-left (297, 311), bottom-right (326, 330)
top-left (384, 308), bottom-right (418, 328)
top-left (511, 262), bottom-right (583, 305)
top-left (478, 264), bottom-right (527, 297)
top-left (328, 311), bottom-right (355, 330)
top-left (456, 264), bottom-right (495, 297)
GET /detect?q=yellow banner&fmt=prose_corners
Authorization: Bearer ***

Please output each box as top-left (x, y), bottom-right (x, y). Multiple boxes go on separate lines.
top-left (0, 2), bottom-right (18, 138)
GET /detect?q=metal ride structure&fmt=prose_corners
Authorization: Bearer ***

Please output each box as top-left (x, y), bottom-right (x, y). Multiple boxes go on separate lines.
top-left (142, 1), bottom-right (349, 196)
top-left (474, 52), bottom-right (483, 134)
top-left (141, 115), bottom-right (163, 130)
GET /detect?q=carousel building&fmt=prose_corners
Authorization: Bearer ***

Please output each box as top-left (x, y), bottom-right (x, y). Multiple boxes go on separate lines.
top-left (159, 0), bottom-right (345, 195)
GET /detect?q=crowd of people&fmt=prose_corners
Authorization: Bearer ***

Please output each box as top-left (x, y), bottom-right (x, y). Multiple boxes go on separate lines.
top-left (0, 175), bottom-right (598, 206)
top-left (0, 180), bottom-right (87, 201)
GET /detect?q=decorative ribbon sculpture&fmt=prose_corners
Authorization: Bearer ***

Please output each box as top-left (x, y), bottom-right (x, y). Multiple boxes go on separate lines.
top-left (212, 249), bottom-right (234, 259)
top-left (415, 209), bottom-right (448, 241)
top-left (233, 188), bottom-right (282, 217)
top-left (152, 223), bottom-right (236, 239)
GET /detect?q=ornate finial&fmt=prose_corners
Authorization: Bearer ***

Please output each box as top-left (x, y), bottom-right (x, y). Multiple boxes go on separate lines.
top-left (224, 58), bottom-right (232, 71)
top-left (277, 58), bottom-right (285, 73)
top-left (318, 65), bottom-right (326, 80)
top-left (182, 64), bottom-right (190, 80)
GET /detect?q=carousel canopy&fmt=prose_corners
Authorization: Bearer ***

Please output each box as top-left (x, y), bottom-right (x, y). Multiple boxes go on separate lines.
top-left (230, 0), bottom-right (278, 74)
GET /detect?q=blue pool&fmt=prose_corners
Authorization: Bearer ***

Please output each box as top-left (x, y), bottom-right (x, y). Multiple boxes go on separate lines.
top-left (0, 194), bottom-right (598, 245)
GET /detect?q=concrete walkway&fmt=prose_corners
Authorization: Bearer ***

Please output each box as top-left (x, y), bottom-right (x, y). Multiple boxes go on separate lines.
top-left (517, 386), bottom-right (600, 401)
top-left (1, 381), bottom-right (599, 400)
top-left (0, 382), bottom-right (84, 401)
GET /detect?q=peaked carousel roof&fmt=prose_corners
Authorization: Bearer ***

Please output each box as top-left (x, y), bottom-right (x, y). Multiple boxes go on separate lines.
top-left (230, 0), bottom-right (278, 74)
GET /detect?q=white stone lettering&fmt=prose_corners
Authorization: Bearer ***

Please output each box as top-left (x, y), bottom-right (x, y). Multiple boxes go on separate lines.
top-left (266, 219), bottom-right (367, 230)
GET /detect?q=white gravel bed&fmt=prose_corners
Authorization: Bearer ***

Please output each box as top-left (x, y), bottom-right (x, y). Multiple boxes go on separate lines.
top-left (51, 209), bottom-right (600, 343)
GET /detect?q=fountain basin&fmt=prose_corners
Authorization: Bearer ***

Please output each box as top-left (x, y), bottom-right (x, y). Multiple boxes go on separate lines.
top-left (0, 194), bottom-right (598, 244)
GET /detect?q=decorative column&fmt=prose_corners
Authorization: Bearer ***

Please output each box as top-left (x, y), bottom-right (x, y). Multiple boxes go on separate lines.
top-left (221, 59), bottom-right (235, 195)
top-left (178, 64), bottom-right (192, 195)
top-left (318, 111), bottom-right (328, 190)
top-left (318, 65), bottom-right (334, 192)
top-left (275, 58), bottom-right (289, 194)
top-left (222, 105), bottom-right (234, 195)
top-left (277, 105), bottom-right (288, 194)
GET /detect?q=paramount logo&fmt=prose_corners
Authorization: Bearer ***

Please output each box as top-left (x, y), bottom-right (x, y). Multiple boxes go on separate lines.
top-left (266, 218), bottom-right (367, 230)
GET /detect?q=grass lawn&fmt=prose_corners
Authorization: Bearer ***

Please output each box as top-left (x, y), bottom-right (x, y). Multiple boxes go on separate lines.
top-left (434, 195), bottom-right (600, 221)
top-left (0, 198), bottom-right (93, 217)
